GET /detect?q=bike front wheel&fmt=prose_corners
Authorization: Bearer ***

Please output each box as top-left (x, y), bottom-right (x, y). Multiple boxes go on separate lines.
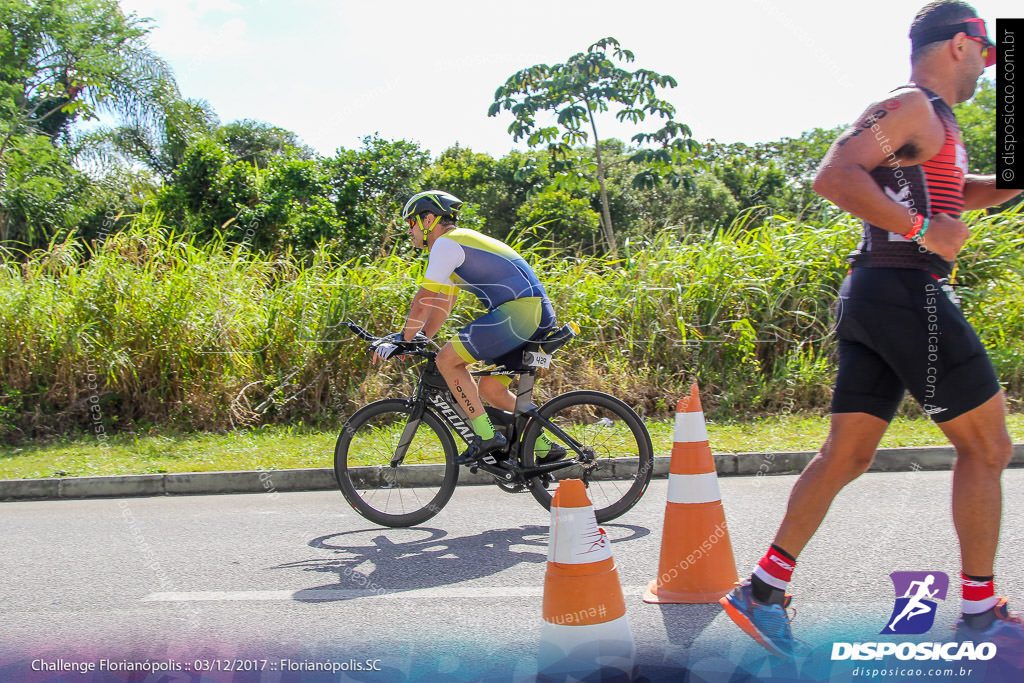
top-left (334, 399), bottom-right (459, 527)
top-left (520, 390), bottom-right (653, 522)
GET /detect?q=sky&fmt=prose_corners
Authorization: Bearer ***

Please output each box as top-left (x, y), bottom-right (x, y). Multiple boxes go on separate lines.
top-left (115, 0), bottom-right (1018, 159)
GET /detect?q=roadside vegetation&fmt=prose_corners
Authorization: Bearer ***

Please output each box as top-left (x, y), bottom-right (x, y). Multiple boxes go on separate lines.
top-left (3, 1), bottom-right (1022, 476)
top-left (4, 413), bottom-right (1024, 481)
top-left (2, 206), bottom-right (1022, 448)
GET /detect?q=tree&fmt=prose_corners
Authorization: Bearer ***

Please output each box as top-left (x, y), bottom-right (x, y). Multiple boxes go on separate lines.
top-left (711, 155), bottom-right (786, 219)
top-left (217, 119), bottom-right (313, 167)
top-left (1, 0), bottom-right (176, 143)
top-left (328, 135), bottom-right (430, 256)
top-left (515, 186), bottom-right (601, 248)
top-left (0, 131), bottom-right (85, 247)
top-left (955, 78), bottom-right (995, 175)
top-left (1, 0), bottom-right (177, 247)
top-left (419, 146), bottom-right (549, 238)
top-left (698, 127), bottom-right (843, 224)
top-left (488, 37), bottom-right (694, 254)
top-left (664, 173), bottom-right (739, 233)
top-left (73, 97), bottom-right (219, 179)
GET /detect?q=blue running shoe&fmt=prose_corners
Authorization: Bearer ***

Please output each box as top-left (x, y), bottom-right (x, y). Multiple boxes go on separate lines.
top-left (955, 598), bottom-right (1024, 668)
top-left (720, 579), bottom-right (809, 659)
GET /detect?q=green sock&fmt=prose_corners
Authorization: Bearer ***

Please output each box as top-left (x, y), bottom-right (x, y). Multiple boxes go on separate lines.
top-left (471, 414), bottom-right (495, 440)
top-left (535, 433), bottom-right (554, 456)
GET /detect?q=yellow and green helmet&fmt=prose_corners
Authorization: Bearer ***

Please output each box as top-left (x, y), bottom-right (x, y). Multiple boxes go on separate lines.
top-left (401, 190), bottom-right (463, 234)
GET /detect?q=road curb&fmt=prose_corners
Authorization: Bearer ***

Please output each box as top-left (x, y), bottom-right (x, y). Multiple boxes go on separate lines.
top-left (2, 444), bottom-right (1022, 502)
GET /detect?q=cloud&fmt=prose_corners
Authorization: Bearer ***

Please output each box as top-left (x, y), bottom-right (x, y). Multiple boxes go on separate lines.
top-left (120, 0), bottom-right (251, 61)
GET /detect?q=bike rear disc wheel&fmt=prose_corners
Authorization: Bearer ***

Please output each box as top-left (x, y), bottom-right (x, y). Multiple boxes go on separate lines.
top-left (335, 399), bottom-right (458, 527)
top-left (521, 390), bottom-right (653, 522)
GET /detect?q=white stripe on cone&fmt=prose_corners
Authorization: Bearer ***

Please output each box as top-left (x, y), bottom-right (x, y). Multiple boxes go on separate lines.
top-left (666, 472), bottom-right (722, 505)
top-left (673, 411), bottom-right (709, 442)
top-left (548, 506), bottom-right (611, 565)
top-left (538, 615), bottom-right (636, 681)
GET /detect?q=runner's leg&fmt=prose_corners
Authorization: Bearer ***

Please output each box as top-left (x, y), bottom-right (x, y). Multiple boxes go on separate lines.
top-left (936, 391), bottom-right (1011, 577)
top-left (772, 412), bottom-right (889, 557)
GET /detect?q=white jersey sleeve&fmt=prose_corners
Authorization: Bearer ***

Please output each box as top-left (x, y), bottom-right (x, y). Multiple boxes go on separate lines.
top-left (420, 237), bottom-right (465, 294)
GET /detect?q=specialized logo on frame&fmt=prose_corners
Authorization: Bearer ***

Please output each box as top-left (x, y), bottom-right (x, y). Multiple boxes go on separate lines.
top-left (881, 571), bottom-right (949, 635)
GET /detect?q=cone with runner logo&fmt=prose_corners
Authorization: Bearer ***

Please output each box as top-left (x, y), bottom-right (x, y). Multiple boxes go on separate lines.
top-left (538, 478), bottom-right (636, 682)
top-left (643, 382), bottom-right (738, 603)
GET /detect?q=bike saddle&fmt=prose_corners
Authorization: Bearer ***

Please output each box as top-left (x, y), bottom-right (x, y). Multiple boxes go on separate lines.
top-left (490, 323), bottom-right (579, 371)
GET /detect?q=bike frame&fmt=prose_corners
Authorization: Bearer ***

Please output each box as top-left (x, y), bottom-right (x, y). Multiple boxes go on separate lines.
top-left (343, 321), bottom-right (589, 485)
top-left (391, 356), bottom-right (590, 483)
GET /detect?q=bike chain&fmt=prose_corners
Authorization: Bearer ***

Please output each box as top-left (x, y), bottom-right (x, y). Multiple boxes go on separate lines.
top-left (470, 461), bottom-right (532, 493)
top-left (495, 478), bottom-right (529, 493)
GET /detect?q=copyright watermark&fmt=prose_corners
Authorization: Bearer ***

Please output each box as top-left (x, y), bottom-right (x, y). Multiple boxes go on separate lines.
top-left (997, 19), bottom-right (1022, 189)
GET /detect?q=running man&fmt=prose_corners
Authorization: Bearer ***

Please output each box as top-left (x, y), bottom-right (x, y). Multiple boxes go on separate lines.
top-left (720, 1), bottom-right (1023, 658)
top-left (888, 574), bottom-right (940, 632)
top-left (373, 190), bottom-right (559, 463)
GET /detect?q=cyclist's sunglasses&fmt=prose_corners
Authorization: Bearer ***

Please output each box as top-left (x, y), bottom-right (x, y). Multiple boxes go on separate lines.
top-left (407, 213), bottom-right (435, 232)
top-left (911, 17), bottom-right (996, 67)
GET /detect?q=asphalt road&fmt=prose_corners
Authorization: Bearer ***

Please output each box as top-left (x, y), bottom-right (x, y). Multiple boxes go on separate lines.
top-left (2, 470), bottom-right (1023, 682)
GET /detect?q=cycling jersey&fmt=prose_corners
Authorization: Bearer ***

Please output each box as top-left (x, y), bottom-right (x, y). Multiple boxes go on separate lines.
top-left (421, 228), bottom-right (550, 307)
top-left (420, 228), bottom-right (556, 363)
top-left (848, 85), bottom-right (967, 278)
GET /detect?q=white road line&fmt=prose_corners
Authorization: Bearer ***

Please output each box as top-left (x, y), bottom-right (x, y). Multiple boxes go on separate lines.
top-left (142, 585), bottom-right (651, 602)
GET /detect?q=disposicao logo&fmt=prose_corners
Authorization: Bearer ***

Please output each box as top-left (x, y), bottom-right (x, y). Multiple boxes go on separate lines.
top-left (881, 571), bottom-right (948, 635)
top-left (830, 571), bottom-right (997, 663)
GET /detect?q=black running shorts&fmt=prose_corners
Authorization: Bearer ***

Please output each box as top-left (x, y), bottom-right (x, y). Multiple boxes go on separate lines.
top-left (830, 268), bottom-right (1000, 423)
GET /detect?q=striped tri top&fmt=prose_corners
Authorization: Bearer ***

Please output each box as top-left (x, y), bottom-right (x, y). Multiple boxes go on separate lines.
top-left (849, 85), bottom-right (967, 278)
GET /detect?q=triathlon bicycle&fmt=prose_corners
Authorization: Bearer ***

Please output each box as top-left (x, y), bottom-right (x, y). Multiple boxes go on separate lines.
top-left (334, 321), bottom-right (653, 527)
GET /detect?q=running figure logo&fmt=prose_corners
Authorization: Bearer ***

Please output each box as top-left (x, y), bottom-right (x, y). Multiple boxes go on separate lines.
top-left (881, 571), bottom-right (949, 635)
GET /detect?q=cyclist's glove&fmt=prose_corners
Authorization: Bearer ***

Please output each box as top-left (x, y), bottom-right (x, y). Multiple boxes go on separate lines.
top-left (371, 331), bottom-right (427, 361)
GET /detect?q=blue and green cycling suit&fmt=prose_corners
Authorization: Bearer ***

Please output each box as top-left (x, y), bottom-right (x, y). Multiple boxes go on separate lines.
top-left (421, 228), bottom-right (556, 363)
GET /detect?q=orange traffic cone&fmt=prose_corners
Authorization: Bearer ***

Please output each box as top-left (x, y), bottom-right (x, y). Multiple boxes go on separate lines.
top-left (538, 479), bottom-right (636, 682)
top-left (643, 382), bottom-right (738, 603)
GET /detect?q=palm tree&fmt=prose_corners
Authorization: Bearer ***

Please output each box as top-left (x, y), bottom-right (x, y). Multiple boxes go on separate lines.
top-left (1, 0), bottom-right (179, 246)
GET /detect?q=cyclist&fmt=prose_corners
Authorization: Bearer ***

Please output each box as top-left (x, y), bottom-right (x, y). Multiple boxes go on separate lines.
top-left (720, 1), bottom-right (1023, 659)
top-left (373, 190), bottom-right (559, 464)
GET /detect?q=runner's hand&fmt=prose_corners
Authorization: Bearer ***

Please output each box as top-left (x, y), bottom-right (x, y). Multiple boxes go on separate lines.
top-left (919, 213), bottom-right (968, 262)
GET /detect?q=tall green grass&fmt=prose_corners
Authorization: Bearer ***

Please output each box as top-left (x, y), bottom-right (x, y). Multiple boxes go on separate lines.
top-left (1, 206), bottom-right (1022, 443)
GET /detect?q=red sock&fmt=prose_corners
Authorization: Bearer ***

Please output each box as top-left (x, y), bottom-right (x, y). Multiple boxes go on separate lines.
top-left (752, 545), bottom-right (796, 591)
top-left (961, 572), bottom-right (997, 615)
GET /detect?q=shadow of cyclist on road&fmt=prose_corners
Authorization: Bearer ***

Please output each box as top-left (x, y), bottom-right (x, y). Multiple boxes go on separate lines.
top-left (276, 523), bottom-right (648, 601)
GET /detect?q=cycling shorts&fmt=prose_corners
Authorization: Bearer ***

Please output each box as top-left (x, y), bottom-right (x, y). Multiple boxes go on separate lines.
top-left (449, 296), bottom-right (556, 364)
top-left (830, 268), bottom-right (1000, 423)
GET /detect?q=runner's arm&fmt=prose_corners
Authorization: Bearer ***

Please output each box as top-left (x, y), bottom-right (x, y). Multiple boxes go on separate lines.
top-left (813, 89), bottom-right (968, 260)
top-left (813, 90), bottom-right (938, 235)
top-left (962, 174), bottom-right (1023, 210)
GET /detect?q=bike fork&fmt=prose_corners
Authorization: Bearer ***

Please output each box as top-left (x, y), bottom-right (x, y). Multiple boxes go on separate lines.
top-left (390, 400), bottom-right (427, 467)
